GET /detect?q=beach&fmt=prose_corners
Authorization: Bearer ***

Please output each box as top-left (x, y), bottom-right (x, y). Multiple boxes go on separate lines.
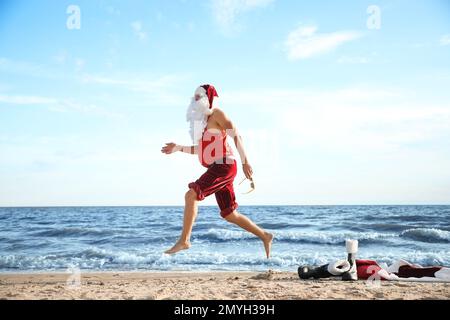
top-left (2, 206), bottom-right (449, 300)
top-left (1, 270), bottom-right (449, 300)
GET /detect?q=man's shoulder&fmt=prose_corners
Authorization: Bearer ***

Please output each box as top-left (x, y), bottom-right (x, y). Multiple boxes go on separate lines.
top-left (211, 107), bottom-right (225, 117)
top-left (210, 107), bottom-right (233, 129)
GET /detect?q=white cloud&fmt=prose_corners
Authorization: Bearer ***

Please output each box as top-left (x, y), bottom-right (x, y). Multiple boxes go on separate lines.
top-left (1, 55), bottom-right (83, 78)
top-left (282, 102), bottom-right (450, 154)
top-left (211, 0), bottom-right (274, 35)
top-left (337, 56), bottom-right (370, 64)
top-left (47, 100), bottom-right (125, 119)
top-left (0, 93), bottom-right (124, 119)
top-left (0, 94), bottom-right (57, 105)
top-left (80, 73), bottom-right (183, 91)
top-left (440, 34), bottom-right (450, 46)
top-left (219, 86), bottom-right (450, 154)
top-left (53, 51), bottom-right (86, 71)
top-left (0, 57), bottom-right (49, 78)
top-left (79, 73), bottom-right (189, 106)
top-left (285, 25), bottom-right (362, 60)
top-left (131, 20), bottom-right (148, 41)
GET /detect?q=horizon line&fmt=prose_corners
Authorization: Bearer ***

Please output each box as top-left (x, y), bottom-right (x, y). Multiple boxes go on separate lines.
top-left (1, 203), bottom-right (450, 208)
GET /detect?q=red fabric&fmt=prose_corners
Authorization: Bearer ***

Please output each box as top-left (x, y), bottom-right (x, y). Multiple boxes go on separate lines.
top-left (356, 260), bottom-right (444, 280)
top-left (188, 157), bottom-right (238, 218)
top-left (201, 84), bottom-right (219, 109)
top-left (198, 128), bottom-right (233, 168)
top-left (355, 259), bottom-right (386, 280)
top-left (198, 116), bottom-right (233, 168)
top-left (397, 265), bottom-right (442, 278)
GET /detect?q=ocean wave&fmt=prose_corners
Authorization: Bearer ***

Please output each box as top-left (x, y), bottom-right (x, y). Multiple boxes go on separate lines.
top-left (0, 250), bottom-right (349, 271)
top-left (34, 221), bottom-right (55, 225)
top-left (196, 229), bottom-right (254, 241)
top-left (360, 223), bottom-right (407, 232)
top-left (258, 222), bottom-right (312, 229)
top-left (195, 228), bottom-right (396, 245)
top-left (69, 248), bottom-right (114, 260)
top-left (3, 241), bottom-right (52, 251)
top-left (30, 227), bottom-right (115, 238)
top-left (1, 247), bottom-right (449, 272)
top-left (400, 228), bottom-right (450, 243)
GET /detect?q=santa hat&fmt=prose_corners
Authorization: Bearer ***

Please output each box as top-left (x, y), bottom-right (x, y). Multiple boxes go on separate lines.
top-left (195, 84), bottom-right (219, 109)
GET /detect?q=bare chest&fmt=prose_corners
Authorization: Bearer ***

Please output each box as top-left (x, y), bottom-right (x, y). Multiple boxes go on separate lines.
top-left (205, 115), bottom-right (223, 132)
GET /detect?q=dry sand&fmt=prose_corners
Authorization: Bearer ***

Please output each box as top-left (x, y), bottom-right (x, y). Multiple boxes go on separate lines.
top-left (1, 270), bottom-right (449, 300)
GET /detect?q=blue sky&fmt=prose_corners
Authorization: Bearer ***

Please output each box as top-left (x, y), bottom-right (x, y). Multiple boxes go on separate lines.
top-left (0, 0), bottom-right (449, 206)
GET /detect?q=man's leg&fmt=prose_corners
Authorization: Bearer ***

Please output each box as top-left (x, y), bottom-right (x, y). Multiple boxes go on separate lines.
top-left (224, 211), bottom-right (273, 259)
top-left (164, 188), bottom-right (199, 254)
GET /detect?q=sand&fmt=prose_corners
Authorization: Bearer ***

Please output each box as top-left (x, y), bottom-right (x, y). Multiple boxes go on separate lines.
top-left (1, 270), bottom-right (449, 300)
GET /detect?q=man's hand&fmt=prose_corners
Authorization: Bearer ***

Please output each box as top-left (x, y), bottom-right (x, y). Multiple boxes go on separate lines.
top-left (161, 142), bottom-right (179, 154)
top-left (242, 163), bottom-right (253, 180)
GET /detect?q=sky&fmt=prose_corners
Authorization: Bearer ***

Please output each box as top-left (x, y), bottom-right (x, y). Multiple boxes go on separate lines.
top-left (0, 0), bottom-right (449, 206)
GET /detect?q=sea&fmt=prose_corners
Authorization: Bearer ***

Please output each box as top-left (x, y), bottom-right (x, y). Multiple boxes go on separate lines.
top-left (0, 205), bottom-right (449, 273)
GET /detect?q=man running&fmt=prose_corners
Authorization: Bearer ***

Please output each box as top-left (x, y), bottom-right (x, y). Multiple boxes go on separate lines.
top-left (161, 84), bottom-right (273, 258)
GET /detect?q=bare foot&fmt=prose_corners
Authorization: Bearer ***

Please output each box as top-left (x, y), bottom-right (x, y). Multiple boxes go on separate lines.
top-left (262, 232), bottom-right (273, 259)
top-left (164, 241), bottom-right (191, 255)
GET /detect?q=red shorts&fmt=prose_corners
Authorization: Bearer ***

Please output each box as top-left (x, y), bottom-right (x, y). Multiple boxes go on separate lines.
top-left (188, 157), bottom-right (238, 218)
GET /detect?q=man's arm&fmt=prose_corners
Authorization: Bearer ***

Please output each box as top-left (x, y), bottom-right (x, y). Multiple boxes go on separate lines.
top-left (212, 109), bottom-right (253, 179)
top-left (177, 144), bottom-right (198, 155)
top-left (161, 143), bottom-right (198, 155)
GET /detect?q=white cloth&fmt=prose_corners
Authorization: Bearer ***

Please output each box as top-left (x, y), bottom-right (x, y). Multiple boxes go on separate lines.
top-left (186, 96), bottom-right (213, 143)
top-left (327, 260), bottom-right (351, 275)
top-left (346, 239), bottom-right (358, 254)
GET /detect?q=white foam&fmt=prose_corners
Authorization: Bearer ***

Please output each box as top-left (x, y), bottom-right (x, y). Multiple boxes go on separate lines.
top-left (400, 228), bottom-right (450, 243)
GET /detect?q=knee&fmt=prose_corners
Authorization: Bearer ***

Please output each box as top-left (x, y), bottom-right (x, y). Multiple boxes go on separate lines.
top-left (185, 189), bottom-right (198, 203)
top-left (224, 210), bottom-right (239, 222)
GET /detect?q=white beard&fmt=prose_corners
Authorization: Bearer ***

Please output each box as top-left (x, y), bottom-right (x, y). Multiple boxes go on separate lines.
top-left (186, 96), bottom-right (213, 143)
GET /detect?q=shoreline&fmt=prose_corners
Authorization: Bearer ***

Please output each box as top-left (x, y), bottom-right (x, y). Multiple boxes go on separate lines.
top-left (1, 270), bottom-right (449, 300)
